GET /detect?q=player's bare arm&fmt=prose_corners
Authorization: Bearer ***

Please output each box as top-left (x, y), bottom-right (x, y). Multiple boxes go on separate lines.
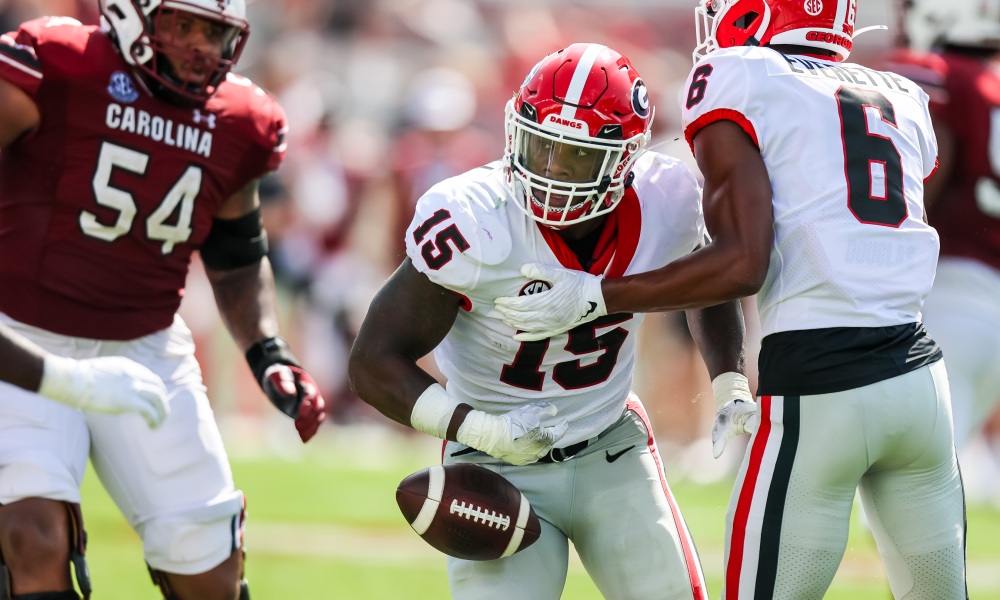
top-left (0, 321), bottom-right (44, 391)
top-left (349, 259), bottom-right (466, 433)
top-left (350, 260), bottom-right (568, 464)
top-left (685, 300), bottom-right (746, 380)
top-left (0, 74), bottom-right (38, 146)
top-left (204, 179), bottom-right (281, 349)
top-left (601, 120), bottom-right (773, 313)
top-left (0, 322), bottom-right (168, 426)
top-left (204, 178), bottom-right (327, 442)
top-left (495, 120), bottom-right (773, 339)
top-left (686, 299), bottom-right (757, 457)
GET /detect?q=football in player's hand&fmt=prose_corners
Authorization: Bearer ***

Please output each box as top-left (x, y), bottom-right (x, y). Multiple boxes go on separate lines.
top-left (395, 463), bottom-right (541, 561)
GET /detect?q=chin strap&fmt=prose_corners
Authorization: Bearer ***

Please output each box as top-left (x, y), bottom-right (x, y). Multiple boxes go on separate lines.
top-left (854, 24), bottom-right (889, 38)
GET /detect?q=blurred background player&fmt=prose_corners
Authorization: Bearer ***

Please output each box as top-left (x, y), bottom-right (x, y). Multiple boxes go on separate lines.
top-left (878, 0), bottom-right (1000, 503)
top-left (350, 42), bottom-right (749, 599)
top-left (0, 1), bottom-right (325, 598)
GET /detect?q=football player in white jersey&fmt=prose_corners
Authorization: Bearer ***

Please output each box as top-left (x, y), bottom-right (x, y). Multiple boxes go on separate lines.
top-left (350, 43), bottom-right (748, 600)
top-left (494, 2), bottom-right (968, 598)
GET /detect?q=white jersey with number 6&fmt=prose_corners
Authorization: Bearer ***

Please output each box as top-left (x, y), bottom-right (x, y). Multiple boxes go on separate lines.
top-left (681, 47), bottom-right (940, 337)
top-left (404, 154), bottom-right (705, 446)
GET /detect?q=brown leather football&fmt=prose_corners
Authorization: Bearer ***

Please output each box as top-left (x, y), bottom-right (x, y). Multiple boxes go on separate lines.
top-left (395, 463), bottom-right (542, 561)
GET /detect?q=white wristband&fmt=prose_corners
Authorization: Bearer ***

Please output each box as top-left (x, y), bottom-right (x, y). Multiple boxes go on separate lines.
top-left (410, 383), bottom-right (462, 439)
top-left (455, 409), bottom-right (500, 456)
top-left (38, 354), bottom-right (85, 408)
top-left (711, 372), bottom-right (753, 409)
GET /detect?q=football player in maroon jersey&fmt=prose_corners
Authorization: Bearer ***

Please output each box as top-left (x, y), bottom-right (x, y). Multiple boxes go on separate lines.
top-left (0, 1), bottom-right (325, 598)
top-left (885, 0), bottom-right (1000, 464)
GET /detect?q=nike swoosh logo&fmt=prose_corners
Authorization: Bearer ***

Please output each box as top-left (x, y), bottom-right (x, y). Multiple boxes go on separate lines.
top-left (605, 445), bottom-right (636, 463)
top-left (579, 301), bottom-right (597, 321)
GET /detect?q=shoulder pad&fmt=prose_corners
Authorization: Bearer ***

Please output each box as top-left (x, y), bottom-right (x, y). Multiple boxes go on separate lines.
top-left (405, 182), bottom-right (511, 294)
top-left (13, 17), bottom-right (87, 51)
top-left (0, 18), bottom-right (89, 96)
top-left (631, 152), bottom-right (706, 256)
top-left (212, 74), bottom-right (288, 178)
top-left (681, 50), bottom-right (757, 152)
top-left (880, 49), bottom-right (947, 87)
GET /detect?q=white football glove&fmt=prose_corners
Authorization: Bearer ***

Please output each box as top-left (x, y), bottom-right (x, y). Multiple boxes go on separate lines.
top-left (38, 355), bottom-right (170, 428)
top-left (710, 372), bottom-right (758, 459)
top-left (494, 263), bottom-right (606, 342)
top-left (457, 402), bottom-right (569, 466)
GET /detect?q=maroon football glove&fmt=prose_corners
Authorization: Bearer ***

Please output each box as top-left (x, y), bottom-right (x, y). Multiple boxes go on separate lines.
top-left (261, 363), bottom-right (327, 442)
top-left (247, 337), bottom-right (327, 443)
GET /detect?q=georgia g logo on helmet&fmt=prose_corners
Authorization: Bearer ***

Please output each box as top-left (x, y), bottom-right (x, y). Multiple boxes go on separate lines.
top-left (631, 79), bottom-right (650, 118)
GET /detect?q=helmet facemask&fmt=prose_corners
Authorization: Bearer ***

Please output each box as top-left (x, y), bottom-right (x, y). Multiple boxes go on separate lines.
top-left (505, 99), bottom-right (648, 228)
top-left (100, 0), bottom-right (249, 106)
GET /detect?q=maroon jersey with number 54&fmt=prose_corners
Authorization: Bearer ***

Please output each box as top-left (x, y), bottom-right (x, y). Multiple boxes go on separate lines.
top-left (0, 18), bottom-right (287, 340)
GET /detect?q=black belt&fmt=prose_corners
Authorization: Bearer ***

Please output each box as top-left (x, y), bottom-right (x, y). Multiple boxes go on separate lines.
top-left (536, 436), bottom-right (598, 463)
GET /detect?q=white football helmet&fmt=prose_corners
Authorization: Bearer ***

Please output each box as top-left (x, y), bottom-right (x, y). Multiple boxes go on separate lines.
top-left (99, 0), bottom-right (249, 105)
top-left (904, 0), bottom-right (1000, 51)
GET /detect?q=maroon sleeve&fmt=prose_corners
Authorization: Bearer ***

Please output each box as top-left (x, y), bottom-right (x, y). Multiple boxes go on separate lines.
top-left (0, 22), bottom-right (45, 97)
top-left (262, 96), bottom-right (287, 175)
top-left (225, 79), bottom-right (288, 190)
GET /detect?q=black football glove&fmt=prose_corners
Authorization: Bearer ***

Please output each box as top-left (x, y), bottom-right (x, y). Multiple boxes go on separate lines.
top-left (246, 337), bottom-right (327, 443)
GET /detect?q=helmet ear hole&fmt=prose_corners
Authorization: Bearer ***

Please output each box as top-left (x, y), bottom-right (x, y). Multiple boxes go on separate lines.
top-left (734, 11), bottom-right (759, 29)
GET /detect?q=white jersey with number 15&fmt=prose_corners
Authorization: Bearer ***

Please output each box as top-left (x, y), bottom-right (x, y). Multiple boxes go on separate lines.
top-left (404, 154), bottom-right (705, 446)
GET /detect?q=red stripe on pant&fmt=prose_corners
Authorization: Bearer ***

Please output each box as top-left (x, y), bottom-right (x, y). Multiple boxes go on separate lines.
top-left (726, 395), bottom-right (772, 599)
top-left (627, 396), bottom-right (708, 600)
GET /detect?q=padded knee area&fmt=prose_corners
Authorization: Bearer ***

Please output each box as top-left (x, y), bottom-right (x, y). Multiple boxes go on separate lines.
top-left (139, 494), bottom-right (244, 576)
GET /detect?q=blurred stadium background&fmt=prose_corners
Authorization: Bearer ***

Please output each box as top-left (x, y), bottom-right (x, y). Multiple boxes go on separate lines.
top-left (3, 0), bottom-right (999, 597)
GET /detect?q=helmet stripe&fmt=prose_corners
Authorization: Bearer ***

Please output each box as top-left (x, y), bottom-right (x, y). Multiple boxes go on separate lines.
top-left (559, 43), bottom-right (606, 120)
top-left (753, 3), bottom-right (772, 45)
top-left (834, 0), bottom-right (849, 33)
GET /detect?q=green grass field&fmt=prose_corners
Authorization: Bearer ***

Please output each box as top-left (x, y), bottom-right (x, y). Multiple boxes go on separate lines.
top-left (78, 426), bottom-right (1000, 599)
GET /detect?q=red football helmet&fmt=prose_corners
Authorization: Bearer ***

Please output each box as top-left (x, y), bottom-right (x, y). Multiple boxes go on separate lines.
top-left (694, 0), bottom-right (858, 63)
top-left (504, 43), bottom-right (653, 228)
top-left (100, 0), bottom-right (250, 106)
